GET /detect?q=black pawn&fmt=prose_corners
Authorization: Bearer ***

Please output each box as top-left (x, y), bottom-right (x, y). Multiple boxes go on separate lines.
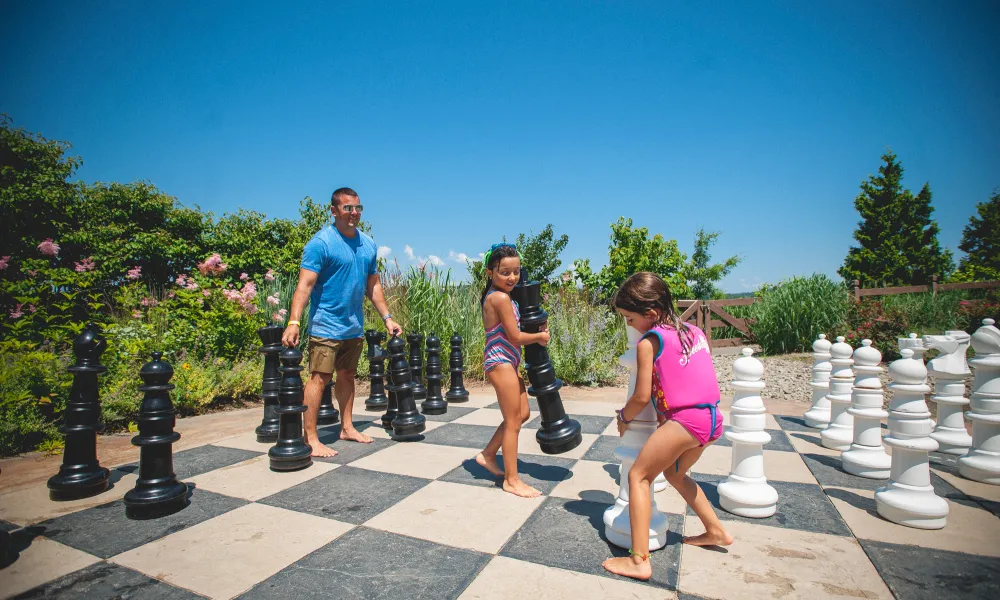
top-left (124, 352), bottom-right (187, 519)
top-left (255, 325), bottom-right (283, 443)
top-left (48, 323), bottom-right (111, 500)
top-left (445, 333), bottom-right (470, 403)
top-left (510, 269), bottom-right (582, 454)
top-left (269, 348), bottom-right (313, 471)
top-left (365, 330), bottom-right (389, 409)
top-left (421, 333), bottom-right (447, 415)
top-left (386, 334), bottom-right (426, 438)
top-left (407, 333), bottom-right (427, 401)
top-left (317, 380), bottom-right (340, 425)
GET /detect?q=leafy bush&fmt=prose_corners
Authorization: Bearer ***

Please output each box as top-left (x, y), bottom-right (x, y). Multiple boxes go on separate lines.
top-left (0, 349), bottom-right (70, 455)
top-left (958, 297), bottom-right (1000, 333)
top-left (880, 292), bottom-right (964, 336)
top-left (749, 274), bottom-right (851, 355)
top-left (839, 300), bottom-right (911, 360)
top-left (544, 288), bottom-right (625, 385)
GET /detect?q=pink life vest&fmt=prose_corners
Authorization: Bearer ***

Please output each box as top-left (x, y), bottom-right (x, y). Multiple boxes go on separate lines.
top-left (642, 324), bottom-right (721, 414)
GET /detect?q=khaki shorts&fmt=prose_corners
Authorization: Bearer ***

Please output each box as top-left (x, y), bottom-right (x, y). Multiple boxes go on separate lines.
top-left (308, 336), bottom-right (364, 374)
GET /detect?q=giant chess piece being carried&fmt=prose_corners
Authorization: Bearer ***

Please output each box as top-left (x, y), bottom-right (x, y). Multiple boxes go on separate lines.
top-left (255, 325), bottom-right (283, 443)
top-left (841, 340), bottom-right (891, 478)
top-left (924, 332), bottom-right (973, 455)
top-left (269, 348), bottom-right (313, 471)
top-left (386, 334), bottom-right (426, 438)
top-left (820, 337), bottom-right (855, 451)
top-left (958, 319), bottom-right (1000, 485)
top-left (718, 348), bottom-right (778, 518)
top-left (407, 333), bottom-right (427, 401)
top-left (421, 333), bottom-right (447, 415)
top-left (48, 323), bottom-right (111, 500)
top-left (510, 269), bottom-right (582, 454)
top-left (803, 334), bottom-right (834, 429)
top-left (603, 326), bottom-right (669, 550)
top-left (445, 333), bottom-right (470, 403)
top-left (875, 349), bottom-right (949, 528)
top-left (317, 380), bottom-right (340, 426)
top-left (124, 352), bottom-right (188, 519)
top-left (365, 329), bottom-right (389, 409)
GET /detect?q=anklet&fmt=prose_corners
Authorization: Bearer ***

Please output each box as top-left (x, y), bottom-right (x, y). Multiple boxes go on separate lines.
top-left (628, 549), bottom-right (651, 561)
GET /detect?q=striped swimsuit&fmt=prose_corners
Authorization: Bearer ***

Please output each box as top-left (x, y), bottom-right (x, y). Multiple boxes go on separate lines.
top-left (483, 288), bottom-right (521, 373)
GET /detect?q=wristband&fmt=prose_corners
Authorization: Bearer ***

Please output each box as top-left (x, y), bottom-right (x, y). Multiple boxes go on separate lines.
top-left (381, 313), bottom-right (393, 322)
top-left (616, 409), bottom-right (632, 425)
top-left (287, 320), bottom-right (300, 327)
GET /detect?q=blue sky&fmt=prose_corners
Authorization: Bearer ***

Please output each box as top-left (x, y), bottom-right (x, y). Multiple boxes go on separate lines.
top-left (2, 1), bottom-right (997, 291)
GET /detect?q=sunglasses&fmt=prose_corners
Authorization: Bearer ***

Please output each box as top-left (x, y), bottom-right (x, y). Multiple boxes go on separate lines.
top-left (338, 204), bottom-right (364, 213)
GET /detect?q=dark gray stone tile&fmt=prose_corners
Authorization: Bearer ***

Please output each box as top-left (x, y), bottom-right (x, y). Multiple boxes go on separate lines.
top-left (439, 454), bottom-right (575, 494)
top-left (677, 593), bottom-right (716, 600)
top-left (0, 519), bottom-right (18, 533)
top-left (485, 397), bottom-right (540, 412)
top-left (774, 414), bottom-right (814, 432)
top-left (421, 406), bottom-right (479, 422)
top-left (859, 539), bottom-right (1000, 600)
top-left (312, 435), bottom-right (396, 465)
top-left (713, 427), bottom-right (795, 452)
top-left (500, 496), bottom-right (682, 592)
top-left (174, 445), bottom-right (265, 480)
top-left (12, 561), bottom-right (208, 599)
top-left (688, 473), bottom-right (853, 537)
top-left (419, 423), bottom-right (499, 449)
top-left (36, 487), bottom-right (246, 558)
top-left (238, 527), bottom-right (490, 600)
top-left (258, 466), bottom-right (429, 525)
top-left (526, 414), bottom-right (614, 435)
top-left (581, 435), bottom-right (621, 463)
top-left (800, 453), bottom-right (969, 502)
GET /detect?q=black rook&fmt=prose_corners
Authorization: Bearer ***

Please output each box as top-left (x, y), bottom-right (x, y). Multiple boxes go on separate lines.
top-left (386, 334), bottom-right (426, 438)
top-left (254, 325), bottom-right (283, 443)
top-left (421, 333), bottom-right (447, 415)
top-left (48, 324), bottom-right (111, 500)
top-left (407, 333), bottom-right (427, 401)
top-left (365, 330), bottom-right (389, 409)
top-left (269, 348), bottom-right (313, 471)
top-left (445, 333), bottom-right (469, 403)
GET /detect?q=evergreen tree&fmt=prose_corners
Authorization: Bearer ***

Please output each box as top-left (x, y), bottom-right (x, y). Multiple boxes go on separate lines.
top-left (684, 228), bottom-right (742, 299)
top-left (953, 189), bottom-right (1000, 282)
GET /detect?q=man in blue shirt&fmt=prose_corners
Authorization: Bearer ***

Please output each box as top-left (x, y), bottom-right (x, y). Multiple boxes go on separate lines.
top-left (283, 187), bottom-right (402, 457)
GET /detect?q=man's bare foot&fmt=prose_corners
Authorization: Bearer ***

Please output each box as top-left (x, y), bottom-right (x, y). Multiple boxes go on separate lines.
top-left (602, 556), bottom-right (652, 581)
top-left (683, 529), bottom-right (734, 547)
top-left (476, 452), bottom-right (504, 477)
top-left (502, 479), bottom-right (541, 498)
top-left (308, 441), bottom-right (337, 458)
top-left (340, 428), bottom-right (373, 443)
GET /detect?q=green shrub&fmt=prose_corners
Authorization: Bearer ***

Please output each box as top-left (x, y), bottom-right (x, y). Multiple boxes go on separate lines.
top-left (880, 292), bottom-right (965, 336)
top-left (0, 349), bottom-right (71, 455)
top-left (544, 288), bottom-right (625, 385)
top-left (749, 274), bottom-right (851, 355)
top-left (839, 300), bottom-right (911, 360)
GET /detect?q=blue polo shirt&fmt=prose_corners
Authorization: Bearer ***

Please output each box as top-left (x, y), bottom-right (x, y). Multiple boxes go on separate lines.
top-left (300, 226), bottom-right (378, 340)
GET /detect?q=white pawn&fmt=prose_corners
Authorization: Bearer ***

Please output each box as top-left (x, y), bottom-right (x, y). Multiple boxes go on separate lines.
top-left (958, 319), bottom-right (1000, 485)
top-left (804, 334), bottom-right (834, 429)
top-left (875, 349), bottom-right (949, 529)
top-left (842, 340), bottom-right (891, 478)
top-left (924, 333), bottom-right (973, 454)
top-left (821, 337), bottom-right (855, 450)
top-left (718, 348), bottom-right (778, 518)
top-left (603, 326), bottom-right (669, 550)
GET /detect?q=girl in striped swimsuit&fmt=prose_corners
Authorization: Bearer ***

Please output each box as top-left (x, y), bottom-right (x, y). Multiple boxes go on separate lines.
top-left (474, 243), bottom-right (551, 498)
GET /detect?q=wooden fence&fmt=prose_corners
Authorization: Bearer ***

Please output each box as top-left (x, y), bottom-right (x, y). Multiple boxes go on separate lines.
top-left (677, 298), bottom-right (756, 348)
top-left (851, 275), bottom-right (1000, 301)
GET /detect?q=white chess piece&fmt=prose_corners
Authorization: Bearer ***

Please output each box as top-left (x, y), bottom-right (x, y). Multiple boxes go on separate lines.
top-left (804, 334), bottom-right (833, 429)
top-left (842, 340), bottom-right (891, 478)
top-left (875, 349), bottom-right (949, 529)
top-left (820, 337), bottom-right (855, 450)
top-left (603, 326), bottom-right (669, 550)
top-left (924, 333), bottom-right (973, 455)
top-left (958, 319), bottom-right (1000, 485)
top-left (718, 348), bottom-right (778, 518)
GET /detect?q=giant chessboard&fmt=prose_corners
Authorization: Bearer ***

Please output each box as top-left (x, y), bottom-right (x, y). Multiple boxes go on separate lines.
top-left (1, 394), bottom-right (998, 599)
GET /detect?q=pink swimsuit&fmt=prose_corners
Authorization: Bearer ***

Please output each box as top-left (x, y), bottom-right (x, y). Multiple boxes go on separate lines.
top-left (643, 324), bottom-right (723, 446)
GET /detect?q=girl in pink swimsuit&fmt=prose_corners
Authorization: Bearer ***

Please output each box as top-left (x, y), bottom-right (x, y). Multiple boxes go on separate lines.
top-left (602, 272), bottom-right (733, 582)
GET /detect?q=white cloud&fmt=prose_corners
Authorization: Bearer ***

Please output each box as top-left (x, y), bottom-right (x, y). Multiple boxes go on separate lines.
top-left (739, 277), bottom-right (763, 290)
top-left (404, 245), bottom-right (415, 260)
top-left (448, 250), bottom-right (469, 263)
top-left (377, 246), bottom-right (392, 259)
top-left (427, 255), bottom-right (444, 267)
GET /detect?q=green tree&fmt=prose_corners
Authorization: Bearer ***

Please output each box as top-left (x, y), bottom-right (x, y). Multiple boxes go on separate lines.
top-left (575, 217), bottom-right (690, 300)
top-left (839, 151), bottom-right (954, 286)
top-left (515, 224), bottom-right (569, 282)
top-left (684, 228), bottom-right (742, 299)
top-left (952, 189), bottom-right (1000, 282)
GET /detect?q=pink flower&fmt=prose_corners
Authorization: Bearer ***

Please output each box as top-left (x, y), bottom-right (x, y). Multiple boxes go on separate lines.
top-left (267, 294), bottom-right (280, 306)
top-left (0, 256), bottom-right (10, 270)
top-left (265, 269), bottom-right (275, 281)
top-left (240, 272), bottom-right (249, 281)
top-left (186, 281), bottom-right (199, 291)
top-left (126, 266), bottom-right (142, 280)
top-left (197, 253), bottom-right (227, 276)
top-left (202, 289), bottom-right (211, 297)
top-left (272, 312), bottom-right (284, 322)
top-left (27, 269), bottom-right (38, 277)
top-left (241, 281), bottom-right (257, 300)
top-left (37, 238), bottom-right (60, 257)
top-left (167, 291), bottom-right (176, 299)
top-left (28, 304), bottom-right (36, 313)
top-left (74, 257), bottom-right (96, 272)
top-left (140, 297), bottom-right (158, 307)
top-left (132, 310), bottom-right (142, 318)
top-left (278, 308), bottom-right (288, 317)
top-left (245, 304), bottom-right (258, 315)
top-left (8, 303), bottom-right (24, 319)
top-left (176, 274), bottom-right (187, 287)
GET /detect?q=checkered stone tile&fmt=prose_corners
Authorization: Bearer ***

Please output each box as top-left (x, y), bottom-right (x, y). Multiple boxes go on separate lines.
top-left (421, 405), bottom-right (480, 422)
top-left (186, 455), bottom-right (337, 501)
top-left (485, 398), bottom-right (540, 412)
top-left (524, 414), bottom-right (615, 435)
top-left (500, 495), bottom-right (683, 591)
top-left (439, 453), bottom-right (575, 495)
top-left (799, 451), bottom-right (964, 499)
top-left (312, 434), bottom-right (396, 465)
top-left (350, 440), bottom-right (476, 480)
top-left (0, 469), bottom-right (138, 527)
top-left (858, 539), bottom-right (1000, 600)
top-left (12, 561), bottom-right (207, 599)
top-left (0, 532), bottom-right (101, 600)
top-left (117, 444), bottom-right (264, 481)
top-left (419, 422), bottom-right (499, 449)
top-left (712, 427), bottom-right (796, 452)
top-left (581, 435), bottom-right (620, 463)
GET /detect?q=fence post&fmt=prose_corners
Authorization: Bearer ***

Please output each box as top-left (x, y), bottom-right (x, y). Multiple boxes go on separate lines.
top-left (702, 302), bottom-right (712, 346)
top-left (853, 280), bottom-right (861, 302)
top-left (932, 275), bottom-right (938, 298)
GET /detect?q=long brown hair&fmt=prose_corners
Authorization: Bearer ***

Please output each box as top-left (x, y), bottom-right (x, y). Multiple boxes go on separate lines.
top-left (613, 272), bottom-right (694, 355)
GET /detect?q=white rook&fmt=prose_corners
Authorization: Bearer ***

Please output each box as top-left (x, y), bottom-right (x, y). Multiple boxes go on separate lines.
top-left (821, 337), bottom-right (855, 451)
top-left (875, 349), bottom-right (949, 529)
top-left (804, 334), bottom-right (833, 429)
top-left (842, 339), bottom-right (891, 478)
top-left (604, 326), bottom-right (669, 550)
top-left (718, 348), bottom-right (777, 518)
top-left (958, 319), bottom-right (1000, 485)
top-left (924, 333), bottom-right (973, 455)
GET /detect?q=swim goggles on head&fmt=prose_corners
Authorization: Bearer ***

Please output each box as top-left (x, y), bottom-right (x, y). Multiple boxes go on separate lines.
top-left (482, 242), bottom-right (522, 272)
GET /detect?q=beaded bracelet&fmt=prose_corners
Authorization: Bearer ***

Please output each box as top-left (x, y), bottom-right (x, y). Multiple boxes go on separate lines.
top-left (616, 410), bottom-right (632, 425)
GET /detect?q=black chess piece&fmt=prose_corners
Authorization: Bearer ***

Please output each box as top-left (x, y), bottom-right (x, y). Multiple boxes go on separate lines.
top-left (124, 352), bottom-right (188, 519)
top-left (386, 334), bottom-right (426, 438)
top-left (255, 325), bottom-right (283, 443)
top-left (269, 348), bottom-right (313, 471)
top-left (407, 333), bottom-right (427, 401)
top-left (445, 333), bottom-right (470, 403)
top-left (421, 333), bottom-right (447, 415)
top-left (365, 330), bottom-right (389, 409)
top-left (48, 323), bottom-right (111, 500)
top-left (317, 380), bottom-right (340, 425)
top-left (510, 269), bottom-right (582, 454)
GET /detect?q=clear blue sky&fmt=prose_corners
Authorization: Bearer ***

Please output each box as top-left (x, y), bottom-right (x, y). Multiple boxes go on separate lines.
top-left (2, 1), bottom-right (997, 291)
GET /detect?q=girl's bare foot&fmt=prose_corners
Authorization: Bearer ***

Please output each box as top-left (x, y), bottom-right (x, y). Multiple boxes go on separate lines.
top-left (476, 452), bottom-right (504, 477)
top-left (683, 529), bottom-right (734, 547)
top-left (502, 479), bottom-right (541, 498)
top-left (308, 441), bottom-right (337, 458)
top-left (602, 556), bottom-right (652, 581)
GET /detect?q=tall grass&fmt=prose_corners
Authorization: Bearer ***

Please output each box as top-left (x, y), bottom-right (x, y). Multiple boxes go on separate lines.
top-left (879, 291), bottom-right (965, 335)
top-left (545, 287), bottom-right (626, 385)
top-left (749, 274), bottom-right (851, 355)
